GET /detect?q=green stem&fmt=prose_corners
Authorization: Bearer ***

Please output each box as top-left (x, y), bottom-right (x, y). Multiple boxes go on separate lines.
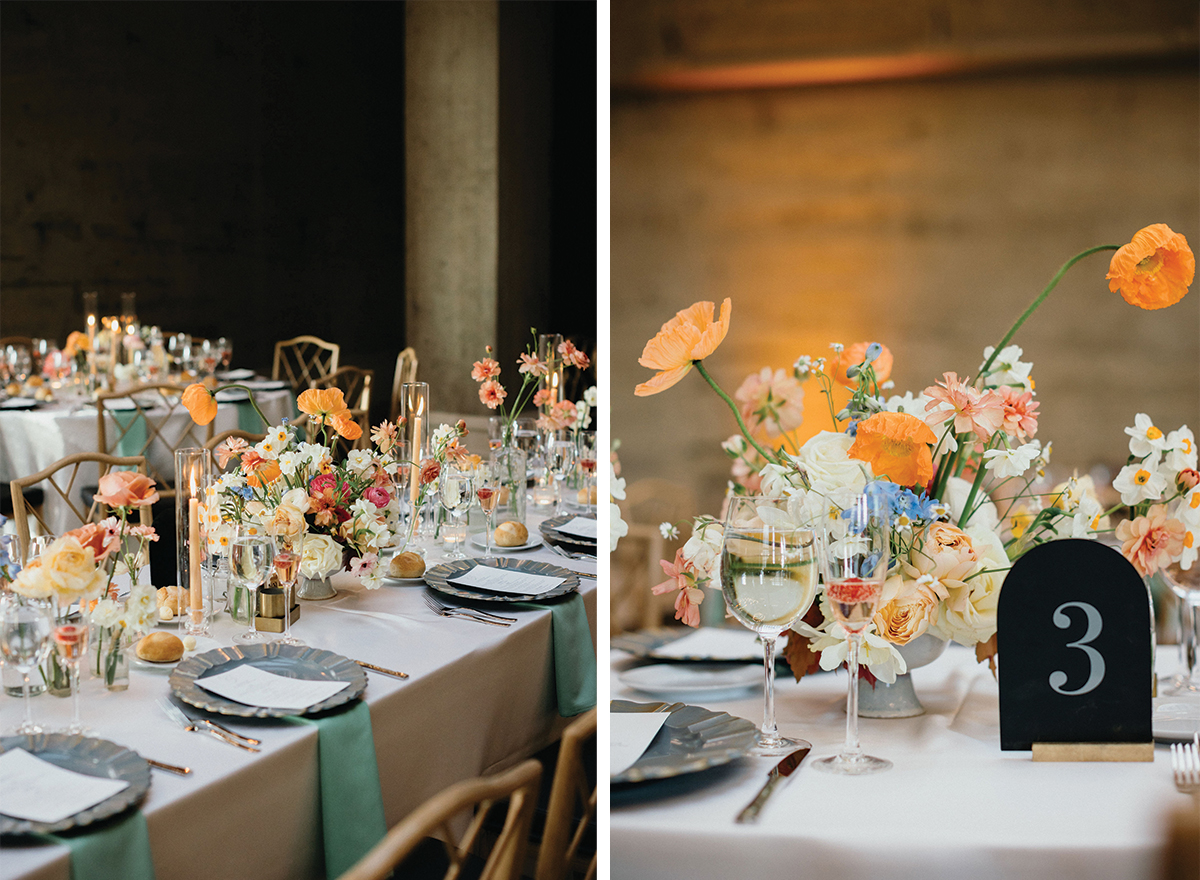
top-left (214, 384), bottom-right (271, 429)
top-left (975, 244), bottom-right (1118, 380)
top-left (694, 361), bottom-right (777, 465)
top-left (956, 451), bottom-right (991, 529)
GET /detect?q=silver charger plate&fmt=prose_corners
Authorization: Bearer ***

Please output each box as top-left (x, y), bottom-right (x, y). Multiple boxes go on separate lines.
top-left (618, 663), bottom-right (762, 699)
top-left (610, 700), bottom-right (757, 784)
top-left (611, 627), bottom-right (763, 663)
top-left (0, 734), bottom-right (151, 835)
top-left (424, 558), bottom-right (579, 602)
top-left (1153, 697), bottom-right (1200, 743)
top-left (169, 643), bottom-right (367, 718)
top-left (539, 514), bottom-right (598, 549)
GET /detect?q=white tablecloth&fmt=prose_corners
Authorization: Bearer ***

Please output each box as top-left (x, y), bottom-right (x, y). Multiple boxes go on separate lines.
top-left (0, 390), bottom-right (293, 536)
top-left (610, 640), bottom-right (1192, 880)
top-left (0, 517), bottom-right (596, 880)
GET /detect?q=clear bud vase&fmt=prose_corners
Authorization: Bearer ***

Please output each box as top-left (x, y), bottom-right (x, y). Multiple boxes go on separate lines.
top-left (89, 622), bottom-right (130, 691)
top-left (492, 444), bottom-right (527, 527)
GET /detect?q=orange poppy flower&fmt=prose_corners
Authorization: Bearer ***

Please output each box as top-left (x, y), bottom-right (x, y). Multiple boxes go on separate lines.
top-left (830, 342), bottom-right (894, 388)
top-left (848, 412), bottom-right (938, 488)
top-left (330, 412), bottom-right (363, 441)
top-left (182, 383), bottom-right (219, 425)
top-left (635, 298), bottom-right (732, 396)
top-left (246, 459), bottom-right (282, 488)
top-left (297, 387), bottom-right (350, 421)
top-left (1106, 223), bottom-right (1194, 310)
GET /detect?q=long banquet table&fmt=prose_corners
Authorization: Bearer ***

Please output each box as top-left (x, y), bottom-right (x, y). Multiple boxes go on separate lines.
top-left (610, 638), bottom-right (1196, 880)
top-left (0, 515), bottom-right (596, 880)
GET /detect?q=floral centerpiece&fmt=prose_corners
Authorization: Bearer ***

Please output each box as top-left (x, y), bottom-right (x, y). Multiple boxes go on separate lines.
top-left (470, 331), bottom-right (592, 434)
top-left (637, 223), bottom-right (1195, 684)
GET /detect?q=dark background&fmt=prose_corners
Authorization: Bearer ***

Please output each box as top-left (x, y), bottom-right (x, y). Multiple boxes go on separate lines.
top-left (0, 1), bottom-right (597, 423)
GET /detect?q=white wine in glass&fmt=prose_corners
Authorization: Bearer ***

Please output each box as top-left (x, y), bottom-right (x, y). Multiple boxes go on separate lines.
top-left (721, 496), bottom-right (817, 756)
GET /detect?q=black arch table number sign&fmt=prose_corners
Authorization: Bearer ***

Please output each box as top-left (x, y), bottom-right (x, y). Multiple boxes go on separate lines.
top-left (997, 539), bottom-right (1153, 761)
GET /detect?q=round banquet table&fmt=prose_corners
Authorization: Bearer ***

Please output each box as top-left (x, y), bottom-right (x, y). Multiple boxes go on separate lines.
top-left (610, 639), bottom-right (1195, 880)
top-left (0, 513), bottom-right (596, 880)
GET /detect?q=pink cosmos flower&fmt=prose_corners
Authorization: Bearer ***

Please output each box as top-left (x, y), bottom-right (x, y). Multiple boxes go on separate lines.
top-left (518, 353), bottom-right (549, 377)
top-left (364, 487), bottom-right (390, 509)
top-left (558, 340), bottom-right (590, 370)
top-left (370, 420), bottom-right (398, 454)
top-left (999, 386), bottom-right (1039, 440)
top-left (350, 553), bottom-right (378, 578)
top-left (924, 372), bottom-right (1005, 440)
top-left (471, 358), bottom-right (501, 382)
top-left (734, 367), bottom-right (805, 437)
top-left (479, 380), bottom-right (507, 409)
top-left (650, 549), bottom-right (704, 628)
top-left (215, 436), bottom-right (250, 468)
top-left (1116, 505), bottom-right (1186, 576)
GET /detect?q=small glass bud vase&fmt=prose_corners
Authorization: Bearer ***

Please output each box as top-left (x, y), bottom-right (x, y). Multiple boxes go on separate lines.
top-left (492, 445), bottom-right (527, 527)
top-left (89, 622), bottom-right (130, 692)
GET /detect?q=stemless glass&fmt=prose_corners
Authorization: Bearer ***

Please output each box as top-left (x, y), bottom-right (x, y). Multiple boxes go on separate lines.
top-left (721, 496), bottom-right (818, 756)
top-left (545, 435), bottom-right (576, 515)
top-left (231, 532), bottom-right (273, 644)
top-left (0, 596), bottom-right (54, 734)
top-left (439, 462), bottom-right (474, 560)
top-left (271, 531), bottom-right (305, 646)
top-left (813, 488), bottom-right (892, 775)
top-left (53, 623), bottom-right (90, 734)
top-left (475, 462), bottom-right (502, 561)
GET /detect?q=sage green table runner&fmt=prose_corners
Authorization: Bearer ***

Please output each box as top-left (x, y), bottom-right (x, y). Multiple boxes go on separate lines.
top-left (512, 591), bottom-right (597, 717)
top-left (38, 809), bottom-right (155, 880)
top-left (111, 411), bottom-right (147, 461)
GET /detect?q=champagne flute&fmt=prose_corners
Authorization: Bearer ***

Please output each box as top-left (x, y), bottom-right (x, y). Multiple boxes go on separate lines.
top-left (545, 435), bottom-right (576, 515)
top-left (53, 622), bottom-right (89, 734)
top-left (576, 430), bottom-right (597, 508)
top-left (475, 462), bottom-right (502, 561)
top-left (813, 487), bottom-right (892, 775)
top-left (721, 496), bottom-right (818, 756)
top-left (0, 596), bottom-right (54, 733)
top-left (231, 531), bottom-right (273, 644)
top-left (271, 531), bottom-right (305, 646)
top-left (439, 462), bottom-right (474, 560)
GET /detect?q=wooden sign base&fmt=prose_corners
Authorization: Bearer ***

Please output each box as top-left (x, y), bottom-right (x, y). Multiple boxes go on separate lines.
top-left (1031, 742), bottom-right (1154, 762)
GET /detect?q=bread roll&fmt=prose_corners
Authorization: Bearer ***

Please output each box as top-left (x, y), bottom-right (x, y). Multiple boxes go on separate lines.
top-left (388, 551), bottom-right (425, 579)
top-left (156, 585), bottom-right (189, 614)
top-left (494, 521), bottom-right (529, 547)
top-left (576, 486), bottom-right (598, 505)
top-left (135, 632), bottom-right (185, 663)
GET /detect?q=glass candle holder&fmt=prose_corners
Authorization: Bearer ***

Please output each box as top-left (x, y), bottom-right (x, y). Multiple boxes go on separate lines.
top-left (175, 448), bottom-right (213, 636)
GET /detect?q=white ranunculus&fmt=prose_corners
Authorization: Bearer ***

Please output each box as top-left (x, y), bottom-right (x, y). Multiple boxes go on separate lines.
top-left (681, 526), bottom-right (722, 582)
top-left (280, 487), bottom-right (311, 514)
top-left (88, 598), bottom-right (124, 628)
top-left (346, 449), bottom-right (374, 475)
top-left (979, 344), bottom-right (1033, 390)
top-left (300, 534), bottom-right (344, 579)
top-left (277, 451), bottom-right (301, 477)
top-left (933, 523), bottom-right (1009, 647)
top-left (124, 584), bottom-right (157, 633)
top-left (795, 431), bottom-right (871, 495)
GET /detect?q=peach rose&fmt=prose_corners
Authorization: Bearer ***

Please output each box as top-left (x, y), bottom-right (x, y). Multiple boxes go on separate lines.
top-left (874, 577), bottom-right (941, 645)
top-left (923, 522), bottom-right (978, 574)
top-left (95, 471), bottom-right (160, 508)
top-left (62, 522), bottom-right (120, 562)
top-left (265, 503), bottom-right (306, 538)
top-left (11, 536), bottom-right (107, 604)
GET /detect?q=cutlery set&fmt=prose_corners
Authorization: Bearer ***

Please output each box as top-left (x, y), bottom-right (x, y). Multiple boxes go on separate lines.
top-left (1170, 733), bottom-right (1200, 796)
top-left (423, 592), bottom-right (516, 627)
top-left (156, 698), bottom-right (261, 753)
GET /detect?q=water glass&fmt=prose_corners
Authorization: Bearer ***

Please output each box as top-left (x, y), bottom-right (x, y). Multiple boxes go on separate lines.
top-left (231, 532), bottom-right (273, 644)
top-left (0, 596), bottom-right (54, 733)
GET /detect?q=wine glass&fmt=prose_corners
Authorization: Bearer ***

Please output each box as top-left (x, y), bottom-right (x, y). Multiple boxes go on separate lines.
top-left (1159, 564), bottom-right (1200, 695)
top-left (439, 462), bottom-right (474, 560)
top-left (475, 462), bottom-right (502, 561)
top-left (813, 487), bottom-right (892, 775)
top-left (53, 622), bottom-right (89, 734)
top-left (576, 430), bottom-right (597, 508)
top-left (0, 596), bottom-right (54, 733)
top-left (230, 531), bottom-right (274, 644)
top-left (271, 531), bottom-right (305, 646)
top-left (721, 496), bottom-right (818, 756)
top-left (25, 534), bottom-right (55, 566)
top-left (545, 435), bottom-right (576, 515)
top-left (216, 337), bottom-right (233, 369)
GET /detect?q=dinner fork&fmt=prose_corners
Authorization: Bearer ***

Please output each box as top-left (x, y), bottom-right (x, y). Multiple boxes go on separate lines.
top-left (1170, 740), bottom-right (1200, 795)
top-left (422, 593), bottom-right (512, 627)
top-left (425, 591), bottom-right (516, 624)
top-left (545, 542), bottom-right (595, 561)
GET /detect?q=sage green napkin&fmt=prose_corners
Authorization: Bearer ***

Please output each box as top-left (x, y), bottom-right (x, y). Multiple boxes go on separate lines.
top-left (111, 410), bottom-right (147, 460)
top-left (235, 400), bottom-right (265, 433)
top-left (288, 700), bottom-right (386, 879)
top-left (512, 591), bottom-right (596, 717)
top-left (40, 808), bottom-right (156, 880)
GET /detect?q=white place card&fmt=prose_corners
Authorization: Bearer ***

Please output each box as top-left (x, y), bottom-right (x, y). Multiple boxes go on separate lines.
top-left (448, 565), bottom-right (566, 596)
top-left (554, 517), bottom-right (597, 540)
top-left (611, 712), bottom-right (670, 778)
top-left (0, 749), bottom-right (130, 824)
top-left (651, 627), bottom-right (762, 661)
top-left (196, 664), bottom-right (351, 711)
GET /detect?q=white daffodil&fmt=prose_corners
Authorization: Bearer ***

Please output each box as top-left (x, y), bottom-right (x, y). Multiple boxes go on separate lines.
top-left (88, 598), bottom-right (124, 628)
top-left (1125, 413), bottom-right (1168, 458)
top-left (584, 386), bottom-right (597, 407)
top-left (1112, 461), bottom-right (1169, 506)
top-left (346, 449), bottom-right (374, 476)
top-left (1164, 426), bottom-right (1198, 472)
top-left (982, 442), bottom-right (1040, 480)
top-left (277, 451), bottom-right (302, 477)
top-left (884, 390), bottom-right (932, 417)
top-left (254, 436), bottom-right (280, 460)
top-left (1071, 494), bottom-right (1106, 538)
top-left (610, 475), bottom-right (626, 502)
top-left (270, 424), bottom-right (292, 448)
top-left (980, 344), bottom-right (1033, 390)
top-left (124, 584), bottom-right (158, 633)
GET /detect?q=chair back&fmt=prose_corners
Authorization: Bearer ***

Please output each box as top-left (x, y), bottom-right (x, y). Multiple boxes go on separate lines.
top-left (272, 335), bottom-right (340, 393)
top-left (336, 759), bottom-right (542, 880)
top-left (390, 347), bottom-right (418, 421)
top-left (536, 709), bottom-right (597, 880)
top-left (95, 384), bottom-right (215, 501)
top-left (311, 366), bottom-right (374, 452)
top-left (9, 453), bottom-right (151, 561)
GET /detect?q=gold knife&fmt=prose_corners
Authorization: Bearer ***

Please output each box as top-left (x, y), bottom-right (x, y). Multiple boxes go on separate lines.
top-left (355, 660), bottom-right (409, 679)
top-left (735, 744), bottom-right (811, 824)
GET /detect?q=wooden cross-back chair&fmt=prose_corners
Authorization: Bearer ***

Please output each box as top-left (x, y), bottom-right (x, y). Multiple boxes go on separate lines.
top-left (310, 365), bottom-right (374, 453)
top-left (95, 384), bottom-right (215, 502)
top-left (390, 347), bottom-right (419, 421)
top-left (536, 708), bottom-right (597, 880)
top-left (9, 453), bottom-right (151, 562)
top-left (336, 759), bottom-right (542, 880)
top-left (272, 335), bottom-right (340, 394)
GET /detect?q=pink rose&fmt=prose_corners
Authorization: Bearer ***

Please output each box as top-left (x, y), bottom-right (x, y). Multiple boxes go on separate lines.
top-left (94, 471), bottom-right (159, 508)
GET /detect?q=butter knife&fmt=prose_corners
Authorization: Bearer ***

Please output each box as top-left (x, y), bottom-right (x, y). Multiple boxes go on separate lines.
top-left (735, 744), bottom-right (811, 824)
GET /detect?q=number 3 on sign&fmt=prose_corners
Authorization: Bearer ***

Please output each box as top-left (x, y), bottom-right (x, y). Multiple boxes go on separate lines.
top-left (1048, 601), bottom-right (1105, 696)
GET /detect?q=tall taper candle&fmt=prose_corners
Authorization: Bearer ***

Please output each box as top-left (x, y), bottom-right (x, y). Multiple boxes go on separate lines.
top-left (188, 473), bottom-right (202, 622)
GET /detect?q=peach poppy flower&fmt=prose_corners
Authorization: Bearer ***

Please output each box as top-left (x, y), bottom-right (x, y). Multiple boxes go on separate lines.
top-left (329, 412), bottom-right (363, 441)
top-left (848, 412), bottom-right (938, 488)
top-left (297, 387), bottom-right (350, 421)
top-left (635, 298), bottom-right (732, 396)
top-left (1107, 224), bottom-right (1194, 310)
top-left (182, 383), bottom-right (218, 425)
top-left (246, 459), bottom-right (282, 489)
top-left (830, 342), bottom-right (894, 388)
top-left (1116, 505), bottom-right (1186, 576)
top-left (94, 471), bottom-right (160, 508)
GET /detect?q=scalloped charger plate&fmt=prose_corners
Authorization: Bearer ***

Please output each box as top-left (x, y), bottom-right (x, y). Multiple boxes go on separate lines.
top-left (609, 699), bottom-right (757, 785)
